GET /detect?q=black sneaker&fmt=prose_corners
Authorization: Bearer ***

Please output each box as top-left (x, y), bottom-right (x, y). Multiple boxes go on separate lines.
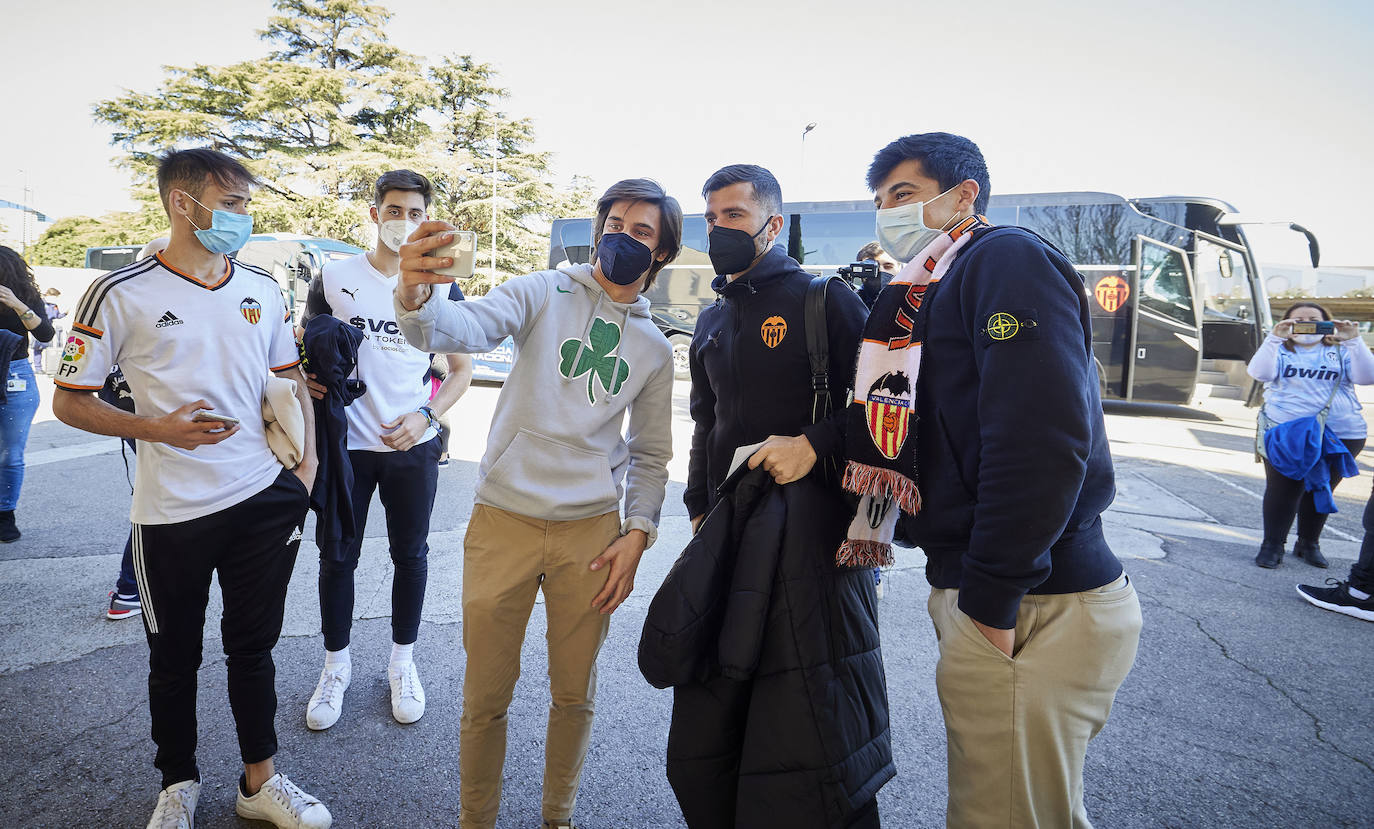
top-left (1296, 580), bottom-right (1374, 622)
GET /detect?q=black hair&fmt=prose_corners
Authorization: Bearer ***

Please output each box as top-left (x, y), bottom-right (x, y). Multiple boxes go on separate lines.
top-left (866, 132), bottom-right (991, 214)
top-left (156, 148), bottom-right (257, 213)
top-left (0, 245), bottom-right (43, 309)
top-left (374, 169), bottom-right (433, 208)
top-left (701, 164), bottom-right (782, 216)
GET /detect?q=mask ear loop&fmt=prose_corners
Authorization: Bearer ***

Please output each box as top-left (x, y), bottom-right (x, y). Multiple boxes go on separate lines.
top-left (178, 190), bottom-right (209, 232)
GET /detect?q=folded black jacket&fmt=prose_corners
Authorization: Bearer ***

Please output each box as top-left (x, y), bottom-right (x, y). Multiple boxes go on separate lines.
top-left (303, 314), bottom-right (366, 558)
top-left (642, 466), bottom-right (894, 827)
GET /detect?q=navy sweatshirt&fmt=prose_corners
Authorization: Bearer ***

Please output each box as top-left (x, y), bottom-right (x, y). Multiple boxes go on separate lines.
top-left (907, 226), bottom-right (1121, 629)
top-left (684, 245), bottom-right (869, 519)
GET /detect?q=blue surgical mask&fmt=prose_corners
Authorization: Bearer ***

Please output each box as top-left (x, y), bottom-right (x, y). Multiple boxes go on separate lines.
top-left (597, 232), bottom-right (654, 286)
top-left (182, 191), bottom-right (253, 254)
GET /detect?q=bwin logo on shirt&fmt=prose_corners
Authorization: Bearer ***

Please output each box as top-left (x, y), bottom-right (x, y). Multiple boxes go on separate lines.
top-left (1282, 366), bottom-right (1339, 380)
top-left (155, 311), bottom-right (184, 328)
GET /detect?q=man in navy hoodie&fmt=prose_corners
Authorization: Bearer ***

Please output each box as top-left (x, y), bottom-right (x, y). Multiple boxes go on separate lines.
top-left (870, 133), bottom-right (1142, 828)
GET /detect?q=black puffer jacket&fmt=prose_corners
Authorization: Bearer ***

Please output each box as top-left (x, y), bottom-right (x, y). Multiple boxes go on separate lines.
top-left (641, 467), bottom-right (894, 827)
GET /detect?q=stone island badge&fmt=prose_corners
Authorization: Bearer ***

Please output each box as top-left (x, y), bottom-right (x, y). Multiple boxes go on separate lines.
top-left (559, 318), bottom-right (631, 404)
top-left (864, 371), bottom-right (912, 460)
top-left (240, 297), bottom-right (263, 325)
top-left (979, 309), bottom-right (1039, 346)
top-left (761, 316), bottom-right (787, 349)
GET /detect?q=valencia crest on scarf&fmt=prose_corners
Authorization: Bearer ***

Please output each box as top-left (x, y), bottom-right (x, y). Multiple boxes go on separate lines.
top-left (836, 214), bottom-right (990, 567)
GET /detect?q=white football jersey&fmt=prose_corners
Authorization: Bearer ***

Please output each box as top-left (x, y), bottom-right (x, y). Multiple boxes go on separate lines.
top-left (57, 253), bottom-right (301, 524)
top-left (310, 252), bottom-right (448, 451)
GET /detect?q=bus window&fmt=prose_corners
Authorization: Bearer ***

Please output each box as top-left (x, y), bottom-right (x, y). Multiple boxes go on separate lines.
top-left (1195, 239), bottom-right (1253, 322)
top-left (1139, 242), bottom-right (1196, 327)
top-left (786, 211), bottom-right (881, 269)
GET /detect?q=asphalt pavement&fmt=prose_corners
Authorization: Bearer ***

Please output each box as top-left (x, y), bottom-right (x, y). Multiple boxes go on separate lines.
top-left (0, 377), bottom-right (1370, 828)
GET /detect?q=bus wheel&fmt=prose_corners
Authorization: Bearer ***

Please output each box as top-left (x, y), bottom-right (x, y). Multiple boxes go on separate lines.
top-left (669, 334), bottom-right (691, 380)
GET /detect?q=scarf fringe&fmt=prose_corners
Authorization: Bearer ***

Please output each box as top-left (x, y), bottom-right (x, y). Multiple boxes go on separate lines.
top-left (836, 539), bottom-right (895, 569)
top-left (842, 461), bottom-right (921, 515)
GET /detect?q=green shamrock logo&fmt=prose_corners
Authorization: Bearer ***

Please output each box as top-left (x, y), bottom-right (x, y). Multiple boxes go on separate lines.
top-left (559, 318), bottom-right (631, 403)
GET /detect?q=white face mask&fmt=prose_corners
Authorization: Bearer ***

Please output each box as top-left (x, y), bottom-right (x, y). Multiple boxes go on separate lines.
top-left (1293, 333), bottom-right (1325, 346)
top-left (379, 219), bottom-right (419, 253)
top-left (875, 184), bottom-right (962, 262)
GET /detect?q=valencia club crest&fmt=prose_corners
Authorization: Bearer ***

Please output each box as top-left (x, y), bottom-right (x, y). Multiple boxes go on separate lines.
top-left (865, 370), bottom-right (912, 460)
top-left (240, 297), bottom-right (262, 324)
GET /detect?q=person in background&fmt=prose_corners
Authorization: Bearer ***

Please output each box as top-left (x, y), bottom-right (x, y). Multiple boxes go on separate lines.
top-left (301, 169), bottom-right (472, 731)
top-left (32, 288), bottom-right (64, 373)
top-left (104, 238), bottom-right (171, 621)
top-left (1247, 302), bottom-right (1374, 569)
top-left (1297, 480), bottom-right (1374, 621)
top-left (853, 240), bottom-right (901, 599)
top-left (0, 246), bottom-right (54, 543)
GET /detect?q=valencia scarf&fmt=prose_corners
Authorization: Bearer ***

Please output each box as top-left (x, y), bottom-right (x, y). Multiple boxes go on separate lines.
top-left (836, 214), bottom-right (989, 567)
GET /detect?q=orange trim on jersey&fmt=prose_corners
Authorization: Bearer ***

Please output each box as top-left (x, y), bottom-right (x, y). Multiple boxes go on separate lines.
top-left (53, 381), bottom-right (104, 391)
top-left (271, 359), bottom-right (302, 372)
top-left (71, 322), bottom-right (104, 338)
top-left (155, 252), bottom-right (231, 290)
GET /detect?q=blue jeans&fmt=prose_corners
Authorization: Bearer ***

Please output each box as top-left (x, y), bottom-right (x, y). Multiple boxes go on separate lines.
top-left (0, 359), bottom-right (40, 512)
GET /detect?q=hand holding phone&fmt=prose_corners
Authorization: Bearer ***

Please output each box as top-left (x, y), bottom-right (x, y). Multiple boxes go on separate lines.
top-left (430, 230), bottom-right (477, 279)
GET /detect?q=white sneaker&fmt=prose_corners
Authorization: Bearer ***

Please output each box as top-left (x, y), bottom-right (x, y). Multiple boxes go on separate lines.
top-left (235, 772), bottom-right (332, 828)
top-left (305, 664), bottom-right (350, 731)
top-left (388, 661), bottom-right (426, 724)
top-left (146, 779), bottom-right (199, 829)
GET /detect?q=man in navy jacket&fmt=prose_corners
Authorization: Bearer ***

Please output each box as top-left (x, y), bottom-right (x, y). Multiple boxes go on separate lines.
top-left (871, 133), bottom-right (1142, 828)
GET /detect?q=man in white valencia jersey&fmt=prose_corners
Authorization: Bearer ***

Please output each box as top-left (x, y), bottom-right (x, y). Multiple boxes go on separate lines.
top-left (52, 149), bottom-right (332, 829)
top-left (301, 169), bottom-right (472, 730)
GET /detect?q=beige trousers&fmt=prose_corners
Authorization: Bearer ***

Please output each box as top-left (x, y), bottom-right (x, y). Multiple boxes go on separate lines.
top-left (458, 504), bottom-right (621, 829)
top-left (929, 574), bottom-right (1142, 829)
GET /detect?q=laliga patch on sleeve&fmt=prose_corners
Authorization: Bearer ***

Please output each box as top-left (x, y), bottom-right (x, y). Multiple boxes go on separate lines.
top-left (978, 309), bottom-right (1039, 346)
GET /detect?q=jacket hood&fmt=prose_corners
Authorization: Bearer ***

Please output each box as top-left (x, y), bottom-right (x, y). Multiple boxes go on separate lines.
top-left (558, 263), bottom-right (652, 317)
top-left (711, 245), bottom-right (798, 297)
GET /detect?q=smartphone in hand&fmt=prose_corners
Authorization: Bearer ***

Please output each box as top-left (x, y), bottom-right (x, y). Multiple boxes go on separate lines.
top-left (192, 409), bottom-right (241, 426)
top-left (430, 230), bottom-right (477, 279)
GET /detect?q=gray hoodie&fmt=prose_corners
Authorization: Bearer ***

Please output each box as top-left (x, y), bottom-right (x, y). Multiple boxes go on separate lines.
top-left (393, 264), bottom-right (673, 544)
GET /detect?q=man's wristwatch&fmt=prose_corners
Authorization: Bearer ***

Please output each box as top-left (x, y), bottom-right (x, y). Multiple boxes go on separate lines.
top-left (417, 406), bottom-right (436, 429)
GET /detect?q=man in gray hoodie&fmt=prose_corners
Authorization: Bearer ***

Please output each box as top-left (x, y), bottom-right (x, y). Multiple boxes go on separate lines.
top-left (393, 179), bottom-right (682, 829)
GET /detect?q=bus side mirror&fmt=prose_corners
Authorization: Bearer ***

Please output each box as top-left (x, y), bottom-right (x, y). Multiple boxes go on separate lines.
top-left (1218, 249), bottom-right (1234, 280)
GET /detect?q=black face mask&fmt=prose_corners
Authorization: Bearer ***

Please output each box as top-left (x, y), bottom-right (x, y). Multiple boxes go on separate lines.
top-left (707, 217), bottom-right (772, 276)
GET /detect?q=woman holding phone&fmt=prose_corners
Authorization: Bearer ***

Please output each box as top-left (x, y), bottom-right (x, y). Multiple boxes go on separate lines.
top-left (1248, 302), bottom-right (1374, 568)
top-left (0, 246), bottom-right (54, 542)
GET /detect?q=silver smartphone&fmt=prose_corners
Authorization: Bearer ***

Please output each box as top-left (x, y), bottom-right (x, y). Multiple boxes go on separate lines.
top-left (192, 409), bottom-right (240, 426)
top-left (430, 230), bottom-right (477, 279)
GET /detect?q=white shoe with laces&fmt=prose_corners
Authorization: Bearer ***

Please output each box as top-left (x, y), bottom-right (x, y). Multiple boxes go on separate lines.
top-left (235, 772), bottom-right (332, 828)
top-left (305, 664), bottom-right (350, 731)
top-left (146, 779), bottom-right (199, 829)
top-left (389, 661), bottom-right (426, 724)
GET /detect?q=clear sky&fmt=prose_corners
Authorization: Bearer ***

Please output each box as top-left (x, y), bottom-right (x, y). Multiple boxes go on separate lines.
top-left (3, 0), bottom-right (1371, 265)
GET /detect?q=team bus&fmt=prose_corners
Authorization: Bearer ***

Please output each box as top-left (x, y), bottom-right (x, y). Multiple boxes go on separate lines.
top-left (548, 192), bottom-right (1321, 404)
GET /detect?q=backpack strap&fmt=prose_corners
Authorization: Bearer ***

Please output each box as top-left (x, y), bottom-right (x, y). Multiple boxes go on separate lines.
top-left (805, 274), bottom-right (844, 425)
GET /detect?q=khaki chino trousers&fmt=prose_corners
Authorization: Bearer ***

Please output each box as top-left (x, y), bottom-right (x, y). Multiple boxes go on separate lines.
top-left (459, 504), bottom-right (621, 829)
top-left (929, 574), bottom-right (1142, 829)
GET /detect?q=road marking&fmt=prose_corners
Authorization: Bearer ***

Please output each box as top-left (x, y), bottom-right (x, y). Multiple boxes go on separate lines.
top-left (26, 439), bottom-right (122, 467)
top-left (1195, 468), bottom-right (1360, 542)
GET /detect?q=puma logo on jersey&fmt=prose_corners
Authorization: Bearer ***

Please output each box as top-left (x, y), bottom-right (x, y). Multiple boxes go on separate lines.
top-left (155, 311), bottom-right (183, 328)
top-left (340, 287), bottom-right (358, 300)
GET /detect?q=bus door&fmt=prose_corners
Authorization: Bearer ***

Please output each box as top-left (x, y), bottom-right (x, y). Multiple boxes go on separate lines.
top-left (1085, 266), bottom-right (1134, 400)
top-left (1126, 236), bottom-right (1201, 403)
top-left (1192, 234), bottom-right (1260, 360)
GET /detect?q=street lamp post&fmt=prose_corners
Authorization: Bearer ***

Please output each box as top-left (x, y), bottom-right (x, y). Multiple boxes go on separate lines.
top-left (490, 117), bottom-right (499, 294)
top-left (800, 122), bottom-right (817, 198)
